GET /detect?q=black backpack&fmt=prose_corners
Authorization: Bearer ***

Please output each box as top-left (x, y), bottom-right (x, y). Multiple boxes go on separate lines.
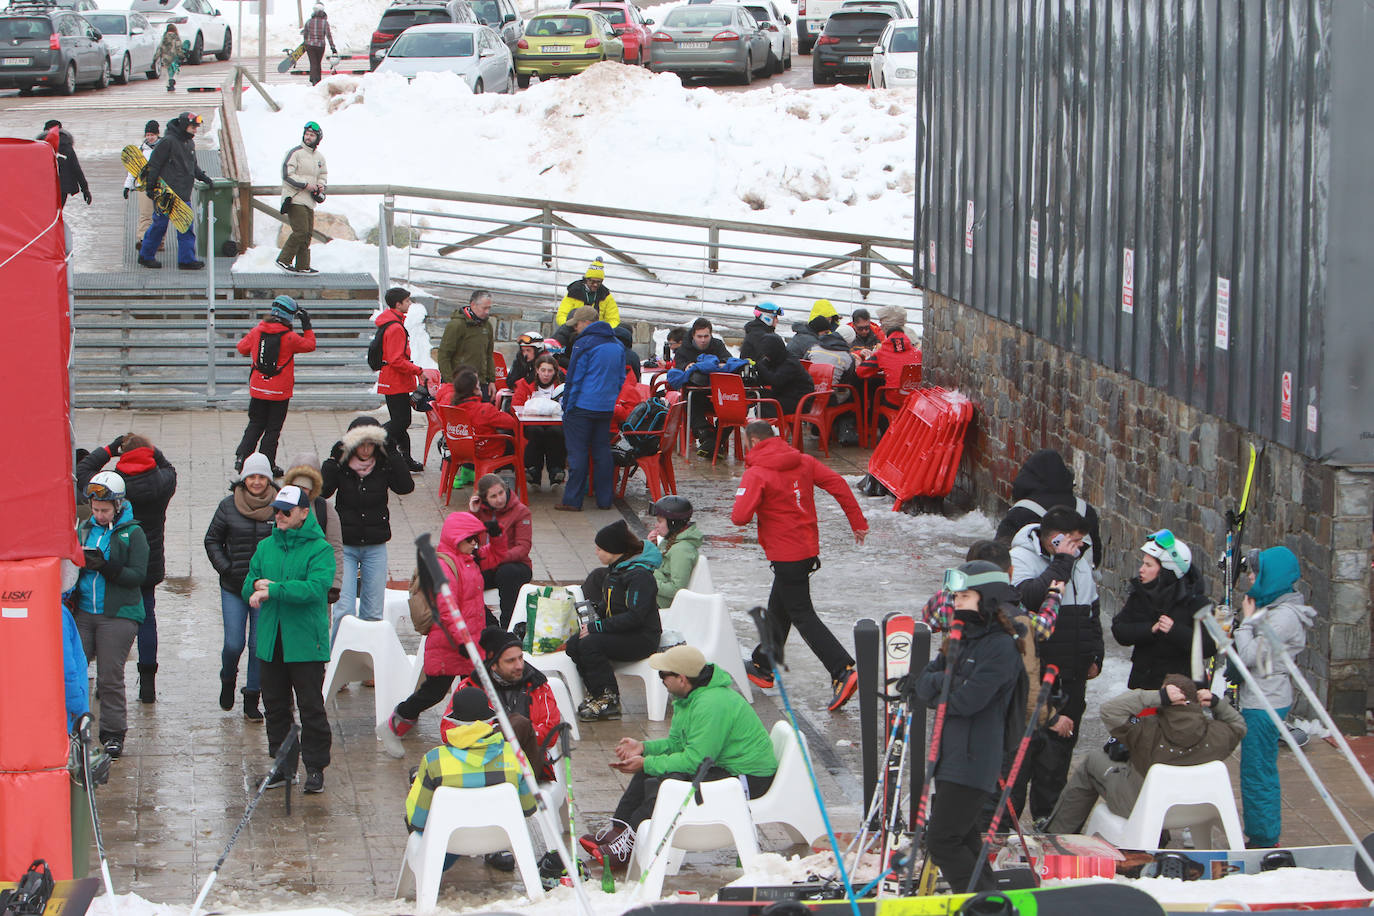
top-left (253, 330), bottom-right (290, 378)
top-left (621, 397), bottom-right (668, 456)
top-left (367, 320), bottom-right (404, 371)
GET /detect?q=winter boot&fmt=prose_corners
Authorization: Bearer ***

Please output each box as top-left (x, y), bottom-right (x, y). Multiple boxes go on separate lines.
top-left (378, 709), bottom-right (416, 759)
top-left (828, 665), bottom-right (858, 711)
top-left (484, 851), bottom-right (516, 871)
top-left (100, 731), bottom-right (126, 760)
top-left (219, 674), bottom-right (236, 711)
top-left (242, 688), bottom-right (263, 721)
top-left (577, 689), bottom-right (622, 722)
top-left (549, 467), bottom-right (566, 485)
top-left (137, 663), bottom-right (157, 704)
top-left (578, 819), bottom-right (634, 872)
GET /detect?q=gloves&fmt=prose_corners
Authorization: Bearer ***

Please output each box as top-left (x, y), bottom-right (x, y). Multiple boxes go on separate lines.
top-left (82, 548), bottom-right (106, 571)
top-left (483, 519), bottom-right (502, 538)
top-left (123, 187), bottom-right (130, 200)
top-left (297, 308), bottom-right (312, 331)
top-left (107, 435), bottom-right (125, 456)
top-left (82, 189), bottom-right (92, 205)
top-left (329, 441), bottom-right (344, 462)
top-left (327, 587), bottom-right (341, 604)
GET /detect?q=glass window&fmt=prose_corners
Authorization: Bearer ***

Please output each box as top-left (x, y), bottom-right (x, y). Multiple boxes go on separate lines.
top-left (580, 6), bottom-right (625, 25)
top-left (390, 29), bottom-right (473, 56)
top-left (664, 8), bottom-right (732, 28)
top-left (0, 17), bottom-right (51, 40)
top-left (889, 24), bottom-right (917, 52)
top-left (85, 14), bottom-right (128, 34)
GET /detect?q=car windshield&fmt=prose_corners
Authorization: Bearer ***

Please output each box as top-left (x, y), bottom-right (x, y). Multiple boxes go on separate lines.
top-left (889, 24), bottom-right (916, 51)
top-left (663, 7), bottom-right (733, 28)
top-left (580, 5), bottom-right (625, 24)
top-left (744, 5), bottom-right (771, 21)
top-left (84, 13), bottom-right (128, 33)
top-left (825, 12), bottom-right (888, 35)
top-left (389, 30), bottom-right (473, 55)
top-left (380, 9), bottom-right (450, 29)
top-left (0, 17), bottom-right (51, 40)
top-left (131, 0), bottom-right (178, 9)
top-left (469, 0), bottom-right (498, 22)
top-left (527, 15), bottom-right (589, 35)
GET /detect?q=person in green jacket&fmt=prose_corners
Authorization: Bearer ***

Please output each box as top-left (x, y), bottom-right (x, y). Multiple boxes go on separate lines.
top-left (74, 472), bottom-right (149, 760)
top-left (650, 495), bottom-right (704, 609)
top-left (578, 645), bottom-right (776, 870)
top-left (244, 484), bottom-right (336, 795)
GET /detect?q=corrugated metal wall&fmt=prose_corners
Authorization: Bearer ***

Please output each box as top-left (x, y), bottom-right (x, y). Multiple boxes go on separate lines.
top-left (914, 0), bottom-right (1331, 459)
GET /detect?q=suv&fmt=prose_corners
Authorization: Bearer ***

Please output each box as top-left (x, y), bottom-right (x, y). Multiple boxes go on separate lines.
top-left (812, 8), bottom-right (890, 83)
top-left (0, 4), bottom-right (111, 95)
top-left (370, 0), bottom-right (476, 69)
top-left (795, 0), bottom-right (848, 54)
top-left (467, 0), bottom-right (522, 55)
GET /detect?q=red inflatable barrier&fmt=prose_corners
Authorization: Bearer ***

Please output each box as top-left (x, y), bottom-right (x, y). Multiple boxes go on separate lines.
top-left (0, 770), bottom-right (72, 879)
top-left (866, 387), bottom-right (974, 509)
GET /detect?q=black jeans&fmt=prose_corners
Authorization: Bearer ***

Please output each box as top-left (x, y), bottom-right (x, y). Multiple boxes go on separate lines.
top-left (523, 426), bottom-right (567, 481)
top-left (1011, 665), bottom-right (1087, 820)
top-left (259, 633), bottom-right (331, 772)
top-left (614, 768), bottom-right (774, 828)
top-left (751, 557), bottom-right (853, 680)
top-left (236, 397), bottom-right (291, 464)
top-left (565, 628), bottom-right (659, 697)
top-left (395, 673), bottom-right (455, 721)
top-left (138, 583), bottom-right (158, 666)
top-left (484, 563), bottom-right (533, 628)
top-left (305, 43), bottom-right (325, 84)
top-left (928, 780), bottom-right (994, 894)
top-left (384, 392), bottom-right (414, 459)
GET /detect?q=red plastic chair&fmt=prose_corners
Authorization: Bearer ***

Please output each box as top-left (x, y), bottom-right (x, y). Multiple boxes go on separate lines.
top-left (790, 364), bottom-right (864, 457)
top-left (707, 373), bottom-right (783, 466)
top-left (615, 401), bottom-right (685, 500)
top-left (873, 361), bottom-right (924, 441)
top-left (436, 403), bottom-right (527, 506)
top-left (419, 368), bottom-right (444, 464)
top-left (493, 351), bottom-right (508, 385)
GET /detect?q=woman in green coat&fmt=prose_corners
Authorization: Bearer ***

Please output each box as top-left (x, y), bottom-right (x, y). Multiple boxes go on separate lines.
top-left (650, 495), bottom-right (704, 608)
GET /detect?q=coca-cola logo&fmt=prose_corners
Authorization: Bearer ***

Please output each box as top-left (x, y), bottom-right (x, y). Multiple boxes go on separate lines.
top-left (447, 424), bottom-right (472, 438)
top-left (718, 392), bottom-right (740, 401)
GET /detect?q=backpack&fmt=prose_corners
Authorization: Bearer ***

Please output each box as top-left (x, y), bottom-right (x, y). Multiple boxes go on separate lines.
top-left (367, 320), bottom-right (404, 372)
top-left (621, 397), bottom-right (668, 456)
top-left (407, 552), bottom-right (460, 636)
top-left (253, 330), bottom-right (290, 378)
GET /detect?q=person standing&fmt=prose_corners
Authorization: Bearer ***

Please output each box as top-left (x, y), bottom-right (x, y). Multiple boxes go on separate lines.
top-left (1111, 529), bottom-right (1216, 689)
top-left (731, 421), bottom-right (868, 711)
top-left (123, 120), bottom-right (160, 246)
top-left (234, 296), bottom-right (317, 476)
top-left (375, 287), bottom-right (426, 472)
top-left (301, 3), bottom-right (338, 85)
top-left (555, 259), bottom-right (620, 327)
top-left (138, 111), bottom-right (211, 270)
top-left (41, 120), bottom-right (91, 207)
top-left (558, 316), bottom-right (624, 512)
top-left (994, 448), bottom-right (1104, 569)
top-left (245, 484), bottom-right (336, 794)
top-left (437, 290), bottom-right (497, 394)
top-left (76, 434), bottom-right (177, 705)
top-left (276, 121), bottom-right (328, 275)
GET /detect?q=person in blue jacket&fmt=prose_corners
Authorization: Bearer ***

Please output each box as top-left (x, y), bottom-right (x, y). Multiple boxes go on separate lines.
top-left (63, 603), bottom-right (90, 732)
top-left (558, 318), bottom-right (624, 511)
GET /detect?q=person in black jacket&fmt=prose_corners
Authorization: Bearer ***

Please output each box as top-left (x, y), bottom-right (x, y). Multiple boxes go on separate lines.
top-left (674, 318), bottom-right (733, 455)
top-left (567, 520), bottom-right (662, 722)
top-left (915, 561), bottom-right (1025, 894)
top-left (137, 111), bottom-right (213, 270)
top-left (614, 324), bottom-right (642, 382)
top-left (76, 433), bottom-right (177, 704)
top-left (40, 120), bottom-right (90, 205)
top-left (1112, 530), bottom-right (1216, 689)
top-left (321, 417), bottom-right (414, 639)
top-left (754, 333), bottom-right (813, 416)
top-left (739, 302), bottom-right (782, 361)
top-left (505, 332), bottom-right (545, 390)
top-left (203, 453), bottom-right (278, 720)
top-left (994, 449), bottom-right (1103, 568)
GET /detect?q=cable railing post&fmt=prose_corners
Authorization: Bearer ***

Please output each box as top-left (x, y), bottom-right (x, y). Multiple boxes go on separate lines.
top-left (378, 199), bottom-right (392, 294)
top-left (541, 205), bottom-right (553, 265)
top-left (708, 224), bottom-right (720, 273)
top-left (859, 242), bottom-right (872, 299)
top-left (206, 198), bottom-right (217, 400)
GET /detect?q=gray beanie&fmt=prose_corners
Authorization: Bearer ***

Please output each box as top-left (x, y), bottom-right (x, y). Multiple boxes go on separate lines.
top-left (878, 305), bottom-right (907, 333)
top-left (240, 453), bottom-right (274, 479)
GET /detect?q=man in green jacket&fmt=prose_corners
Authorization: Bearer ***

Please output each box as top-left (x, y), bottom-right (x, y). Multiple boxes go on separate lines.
top-left (244, 484), bottom-right (336, 794)
top-left (578, 645), bottom-right (776, 869)
top-left (436, 289), bottom-right (496, 394)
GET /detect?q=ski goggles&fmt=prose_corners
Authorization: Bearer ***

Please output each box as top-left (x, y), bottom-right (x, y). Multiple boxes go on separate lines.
top-left (942, 566), bottom-right (1012, 593)
top-left (516, 333), bottom-right (544, 349)
top-left (1145, 528), bottom-right (1189, 573)
top-left (83, 481), bottom-right (121, 501)
top-left (185, 113), bottom-right (204, 127)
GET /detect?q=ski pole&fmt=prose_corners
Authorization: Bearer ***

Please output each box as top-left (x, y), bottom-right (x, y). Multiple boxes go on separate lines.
top-left (415, 534), bottom-right (593, 916)
top-left (748, 606), bottom-right (862, 916)
top-left (846, 705), bottom-right (907, 869)
top-left (967, 664), bottom-right (1059, 892)
top-left (1195, 608), bottom-right (1374, 880)
top-left (189, 726), bottom-right (299, 916)
top-left (877, 708), bottom-right (911, 898)
top-left (632, 755), bottom-right (716, 898)
top-left (906, 619), bottom-right (964, 894)
top-left (75, 714), bottom-right (118, 916)
top-left (556, 722), bottom-right (581, 882)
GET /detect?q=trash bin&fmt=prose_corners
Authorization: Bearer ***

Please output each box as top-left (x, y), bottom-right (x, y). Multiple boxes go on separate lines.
top-left (198, 177), bottom-right (237, 259)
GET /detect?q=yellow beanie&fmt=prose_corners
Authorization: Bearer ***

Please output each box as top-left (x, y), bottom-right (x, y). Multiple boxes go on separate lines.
top-left (810, 298), bottom-right (838, 320)
top-left (585, 259), bottom-right (606, 280)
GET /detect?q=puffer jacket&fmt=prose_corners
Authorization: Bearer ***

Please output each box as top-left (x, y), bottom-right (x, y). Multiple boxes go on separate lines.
top-left (512, 375), bottom-right (564, 407)
top-left (1107, 687), bottom-right (1247, 779)
top-left (754, 334), bottom-right (814, 414)
top-left (76, 444), bottom-right (177, 586)
top-left (282, 463), bottom-right (343, 595)
top-left (281, 143), bottom-right (327, 210)
top-left (855, 329), bottom-right (921, 385)
top-left (236, 318), bottom-right (317, 401)
top-left (375, 307), bottom-right (422, 395)
top-left (556, 278), bottom-right (620, 327)
top-left (786, 321), bottom-right (822, 358)
top-left (406, 720), bottom-right (535, 832)
top-left (654, 524), bottom-right (703, 609)
top-left (563, 321), bottom-right (625, 413)
top-left (738, 317), bottom-right (778, 362)
top-left (456, 662), bottom-right (561, 746)
top-left (243, 511), bottom-right (335, 663)
top-left (1234, 547), bottom-right (1316, 710)
top-left (673, 334), bottom-right (731, 369)
top-left (474, 494), bottom-right (533, 570)
top-left (203, 480), bottom-right (279, 593)
top-left (423, 514), bottom-right (487, 677)
top-left (321, 424), bottom-right (415, 545)
top-left (994, 449), bottom-right (1104, 568)
top-left (1112, 565), bottom-right (1215, 689)
top-left (586, 541), bottom-right (662, 638)
top-left (144, 115), bottom-right (210, 201)
top-left (1010, 523), bottom-right (1102, 672)
top-left (74, 501), bottom-right (148, 622)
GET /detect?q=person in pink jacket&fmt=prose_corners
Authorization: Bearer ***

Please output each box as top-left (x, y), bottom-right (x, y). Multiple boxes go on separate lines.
top-left (378, 511), bottom-right (488, 758)
top-left (376, 288), bottom-right (426, 472)
top-left (234, 296), bottom-right (317, 476)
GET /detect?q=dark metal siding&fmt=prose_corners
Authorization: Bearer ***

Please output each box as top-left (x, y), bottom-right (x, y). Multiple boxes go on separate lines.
top-left (915, 0), bottom-right (1344, 460)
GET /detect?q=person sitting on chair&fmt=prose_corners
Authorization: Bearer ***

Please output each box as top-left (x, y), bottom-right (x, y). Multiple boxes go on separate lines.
top-left (456, 628), bottom-right (562, 782)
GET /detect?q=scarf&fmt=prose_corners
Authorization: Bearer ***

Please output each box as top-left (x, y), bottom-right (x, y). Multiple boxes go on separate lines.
top-left (233, 482), bottom-right (278, 521)
top-left (116, 446), bottom-right (157, 474)
top-left (348, 453), bottom-right (377, 477)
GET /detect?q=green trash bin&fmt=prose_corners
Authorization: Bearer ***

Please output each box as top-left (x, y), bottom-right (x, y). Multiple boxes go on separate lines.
top-left (198, 177), bottom-right (237, 259)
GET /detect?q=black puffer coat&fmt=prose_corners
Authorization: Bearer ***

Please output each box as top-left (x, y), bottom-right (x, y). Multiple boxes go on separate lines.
top-left (754, 334), bottom-right (814, 414)
top-left (739, 317), bottom-right (778, 362)
top-left (77, 445), bottom-right (177, 587)
top-left (321, 423), bottom-right (415, 545)
top-left (203, 481), bottom-right (278, 593)
top-left (994, 449), bottom-right (1103, 568)
top-left (1112, 565), bottom-right (1216, 689)
top-left (582, 543), bottom-right (662, 638)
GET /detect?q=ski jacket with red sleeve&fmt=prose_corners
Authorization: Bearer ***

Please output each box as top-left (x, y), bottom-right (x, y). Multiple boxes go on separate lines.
top-left (236, 319), bottom-right (316, 401)
top-left (730, 436), bottom-right (868, 562)
top-left (474, 494), bottom-right (533, 571)
top-left (375, 308), bottom-right (422, 395)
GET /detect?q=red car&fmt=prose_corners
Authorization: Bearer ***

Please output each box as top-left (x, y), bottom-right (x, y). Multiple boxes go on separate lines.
top-left (571, 0), bottom-right (654, 65)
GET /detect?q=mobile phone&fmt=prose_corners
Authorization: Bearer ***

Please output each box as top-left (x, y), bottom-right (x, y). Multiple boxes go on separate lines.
top-left (1051, 533), bottom-right (1066, 548)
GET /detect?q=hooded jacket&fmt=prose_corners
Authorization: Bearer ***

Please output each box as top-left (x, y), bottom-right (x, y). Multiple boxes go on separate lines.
top-left (437, 306), bottom-right (496, 384)
top-left (563, 320), bottom-right (625, 413)
top-left (473, 493), bottom-right (533, 570)
top-left (456, 661), bottom-right (561, 746)
top-left (754, 334), bottom-right (814, 415)
top-left (49, 128), bottom-right (89, 199)
top-left (555, 278), bottom-right (620, 327)
top-left (855, 329), bottom-right (921, 385)
top-left (281, 140), bottom-right (327, 210)
top-left (643, 664), bottom-right (777, 778)
top-left (406, 719), bottom-right (536, 832)
top-left (1107, 686), bottom-right (1247, 778)
top-left (739, 316), bottom-right (779, 361)
top-left (1233, 547), bottom-right (1316, 710)
top-left (1010, 522), bottom-right (1102, 671)
top-left (76, 444), bottom-right (177, 586)
top-left (243, 510), bottom-right (335, 663)
top-left (204, 479), bottom-right (279, 593)
top-left (75, 501), bottom-right (149, 622)
top-left (423, 514), bottom-right (488, 677)
top-left (282, 463), bottom-right (343, 595)
top-left (994, 449), bottom-right (1104, 568)
top-left (1112, 565), bottom-right (1216, 689)
top-left (144, 115), bottom-right (211, 201)
top-left (375, 307), bottom-right (422, 395)
top-left (586, 541), bottom-right (662, 637)
top-left (612, 369), bottom-right (646, 426)
top-left (786, 321), bottom-right (822, 358)
top-left (730, 436), bottom-right (868, 562)
top-left (236, 318), bottom-right (317, 401)
top-left (512, 373), bottom-right (564, 407)
top-left (321, 423), bottom-right (415, 545)
top-left (654, 523), bottom-right (704, 609)
top-left (450, 393), bottom-right (518, 458)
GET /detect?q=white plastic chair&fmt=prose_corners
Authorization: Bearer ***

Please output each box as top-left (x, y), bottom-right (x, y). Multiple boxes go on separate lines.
top-left (504, 584), bottom-right (587, 707)
top-left (1081, 760), bottom-right (1244, 850)
top-left (323, 616), bottom-right (414, 728)
top-left (628, 776), bottom-right (760, 899)
top-left (395, 784), bottom-right (543, 912)
top-left (661, 589), bottom-right (752, 703)
top-left (547, 675), bottom-right (580, 742)
top-left (748, 721), bottom-right (826, 845)
top-left (613, 657), bottom-right (670, 721)
top-left (383, 587), bottom-right (411, 631)
top-left (686, 554), bottom-right (713, 593)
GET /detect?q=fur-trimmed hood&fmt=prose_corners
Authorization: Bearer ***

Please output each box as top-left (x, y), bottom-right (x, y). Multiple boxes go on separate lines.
top-left (339, 423), bottom-right (388, 461)
top-left (283, 464), bottom-right (324, 500)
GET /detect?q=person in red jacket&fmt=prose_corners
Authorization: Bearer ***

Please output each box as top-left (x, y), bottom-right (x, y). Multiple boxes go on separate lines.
top-left (379, 510), bottom-right (488, 758)
top-left (468, 474), bottom-right (534, 628)
top-left (612, 367), bottom-right (647, 428)
top-left (234, 296), bottom-right (317, 475)
top-left (449, 368), bottom-right (518, 457)
top-left (855, 304), bottom-right (921, 386)
top-left (731, 420), bottom-right (868, 711)
top-left (376, 287), bottom-right (426, 473)
top-left (456, 627), bottom-right (562, 782)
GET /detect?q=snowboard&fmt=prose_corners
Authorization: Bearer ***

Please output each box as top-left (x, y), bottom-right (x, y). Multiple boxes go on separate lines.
top-left (0, 877), bottom-right (99, 916)
top-left (640, 883), bottom-right (1167, 916)
top-left (279, 43), bottom-right (305, 71)
top-left (1118, 840), bottom-right (1370, 881)
top-left (121, 144), bottom-right (194, 233)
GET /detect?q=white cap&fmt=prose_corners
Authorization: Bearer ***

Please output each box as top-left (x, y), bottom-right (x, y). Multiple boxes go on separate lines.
top-left (271, 484), bottom-right (310, 511)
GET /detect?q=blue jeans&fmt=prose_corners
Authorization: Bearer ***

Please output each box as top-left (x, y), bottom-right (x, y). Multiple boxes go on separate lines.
top-left (138, 583), bottom-right (158, 666)
top-left (139, 209), bottom-right (197, 265)
top-left (332, 543), bottom-right (388, 640)
top-left (220, 586), bottom-right (261, 692)
top-left (562, 407), bottom-right (613, 510)
top-left (1240, 704), bottom-right (1288, 846)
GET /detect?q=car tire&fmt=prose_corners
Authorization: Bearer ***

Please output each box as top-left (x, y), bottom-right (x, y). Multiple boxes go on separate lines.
top-left (765, 47), bottom-right (777, 75)
top-left (812, 67), bottom-right (827, 85)
top-left (147, 51), bottom-right (163, 80)
top-left (517, 71), bottom-right (531, 88)
top-left (799, 37), bottom-right (812, 55)
top-left (216, 28), bottom-right (232, 60)
top-left (60, 63), bottom-right (77, 95)
top-left (737, 52), bottom-right (751, 85)
top-left (95, 56), bottom-right (110, 89)
top-left (473, 77), bottom-right (483, 94)
top-left (114, 53), bottom-right (130, 84)
top-left (17, 84), bottom-right (33, 95)
top-left (506, 68), bottom-right (516, 92)
top-left (188, 31), bottom-right (203, 64)
top-left (784, 40), bottom-right (792, 69)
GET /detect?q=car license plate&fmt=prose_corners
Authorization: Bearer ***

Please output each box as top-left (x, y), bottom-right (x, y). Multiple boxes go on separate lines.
top-left (542, 44), bottom-right (570, 52)
top-left (2, 57), bottom-right (29, 65)
top-left (845, 55), bottom-right (872, 63)
top-left (677, 41), bottom-right (708, 49)
top-left (807, 20), bottom-right (822, 32)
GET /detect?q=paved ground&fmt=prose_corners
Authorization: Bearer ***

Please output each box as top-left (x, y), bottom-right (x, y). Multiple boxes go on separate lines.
top-left (68, 407), bottom-right (1374, 914)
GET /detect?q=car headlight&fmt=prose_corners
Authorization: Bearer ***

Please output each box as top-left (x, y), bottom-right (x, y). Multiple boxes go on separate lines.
top-left (895, 67), bottom-right (916, 78)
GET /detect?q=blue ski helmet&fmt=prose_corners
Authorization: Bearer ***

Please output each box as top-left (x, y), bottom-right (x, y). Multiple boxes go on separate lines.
top-left (270, 295), bottom-right (298, 323)
top-left (754, 301), bottom-right (782, 325)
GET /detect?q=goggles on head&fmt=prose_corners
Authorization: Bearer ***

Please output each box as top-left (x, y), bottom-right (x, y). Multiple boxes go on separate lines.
top-left (1146, 528), bottom-right (1189, 573)
top-left (943, 567), bottom-right (1012, 593)
top-left (517, 333), bottom-right (543, 348)
top-left (84, 481), bottom-right (121, 501)
top-left (185, 113), bottom-right (204, 126)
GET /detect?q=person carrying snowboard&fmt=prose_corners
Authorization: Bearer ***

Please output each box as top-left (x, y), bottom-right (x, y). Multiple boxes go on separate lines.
top-left (234, 296), bottom-right (317, 476)
top-left (137, 111), bottom-right (212, 270)
top-left (301, 3), bottom-right (338, 85)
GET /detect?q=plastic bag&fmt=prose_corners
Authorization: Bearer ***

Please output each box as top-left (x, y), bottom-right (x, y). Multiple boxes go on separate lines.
top-left (522, 585), bottom-right (578, 654)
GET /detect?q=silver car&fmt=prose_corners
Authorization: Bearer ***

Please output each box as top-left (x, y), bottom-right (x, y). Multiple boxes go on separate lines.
top-left (375, 22), bottom-right (515, 93)
top-left (648, 4), bottom-right (769, 84)
top-left (82, 10), bottom-right (163, 83)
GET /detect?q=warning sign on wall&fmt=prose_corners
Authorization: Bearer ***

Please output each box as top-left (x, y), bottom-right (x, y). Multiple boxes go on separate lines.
top-left (965, 200), bottom-right (975, 255)
top-left (1281, 371), bottom-right (1293, 423)
top-left (1122, 248), bottom-right (1135, 314)
top-left (928, 241), bottom-right (936, 276)
top-left (1029, 220), bottom-right (1039, 279)
top-left (1215, 277), bottom-right (1230, 350)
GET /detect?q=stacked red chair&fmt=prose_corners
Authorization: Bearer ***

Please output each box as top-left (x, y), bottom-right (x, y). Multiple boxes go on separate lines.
top-left (865, 387), bottom-right (974, 509)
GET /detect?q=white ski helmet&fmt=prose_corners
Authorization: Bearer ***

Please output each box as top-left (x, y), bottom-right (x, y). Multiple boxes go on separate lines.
top-left (1141, 528), bottom-right (1192, 578)
top-left (85, 470), bottom-right (126, 505)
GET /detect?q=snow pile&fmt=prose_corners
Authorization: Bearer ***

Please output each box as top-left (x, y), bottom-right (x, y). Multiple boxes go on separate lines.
top-left (1291, 716), bottom-right (1332, 740)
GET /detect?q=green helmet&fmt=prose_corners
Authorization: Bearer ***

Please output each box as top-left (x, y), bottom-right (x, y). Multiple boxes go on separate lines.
top-left (303, 121), bottom-right (323, 146)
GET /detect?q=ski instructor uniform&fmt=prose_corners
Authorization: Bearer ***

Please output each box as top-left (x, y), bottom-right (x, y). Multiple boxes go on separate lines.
top-left (138, 111), bottom-right (211, 270)
top-left (731, 420), bottom-right (867, 710)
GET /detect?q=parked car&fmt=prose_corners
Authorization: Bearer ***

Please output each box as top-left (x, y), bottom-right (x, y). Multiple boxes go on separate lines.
top-left (83, 10), bottom-right (162, 82)
top-left (648, 4), bottom-right (769, 84)
top-left (375, 22), bottom-right (514, 91)
top-left (513, 9), bottom-right (621, 87)
top-left (467, 0), bottom-right (522, 55)
top-left (812, 8), bottom-right (889, 84)
top-left (868, 15), bottom-right (915, 88)
top-left (570, 1), bottom-right (652, 66)
top-left (0, 8), bottom-right (111, 94)
top-left (130, 0), bottom-right (230, 63)
top-left (795, 0), bottom-right (848, 55)
top-left (52, 0), bottom-right (97, 10)
top-left (717, 0), bottom-right (790, 73)
top-left (370, 0), bottom-right (476, 69)
top-left (839, 0), bottom-right (911, 16)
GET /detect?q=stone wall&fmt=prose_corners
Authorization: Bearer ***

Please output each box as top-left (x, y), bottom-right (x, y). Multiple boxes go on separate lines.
top-left (923, 292), bottom-right (1374, 733)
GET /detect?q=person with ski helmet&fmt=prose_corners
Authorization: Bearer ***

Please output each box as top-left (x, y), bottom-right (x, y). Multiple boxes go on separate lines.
top-left (301, 2), bottom-right (337, 85)
top-left (649, 496), bottom-right (703, 608)
top-left (914, 560), bottom-right (1025, 893)
top-left (72, 472), bottom-right (150, 759)
top-left (137, 111), bottom-right (211, 270)
top-left (506, 332), bottom-right (545, 390)
top-left (234, 295), bottom-right (317, 476)
top-left (277, 121), bottom-right (328, 274)
top-left (555, 258), bottom-right (620, 327)
top-left (1111, 529), bottom-right (1217, 689)
top-left (739, 301), bottom-right (783, 361)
